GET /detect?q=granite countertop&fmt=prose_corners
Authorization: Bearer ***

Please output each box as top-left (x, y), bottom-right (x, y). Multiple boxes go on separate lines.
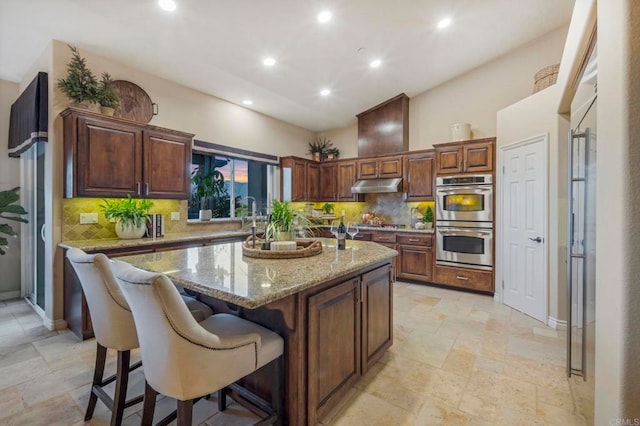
top-left (114, 238), bottom-right (397, 309)
top-left (317, 225), bottom-right (434, 234)
top-left (58, 230), bottom-right (252, 252)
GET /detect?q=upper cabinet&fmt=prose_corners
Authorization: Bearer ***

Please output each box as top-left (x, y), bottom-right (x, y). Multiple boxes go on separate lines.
top-left (356, 155), bottom-right (403, 180)
top-left (281, 156), bottom-right (311, 201)
top-left (403, 151), bottom-right (435, 201)
top-left (320, 162), bottom-right (337, 201)
top-left (336, 160), bottom-right (362, 202)
top-left (62, 107), bottom-right (193, 199)
top-left (434, 137), bottom-right (495, 175)
top-left (357, 94), bottom-right (409, 157)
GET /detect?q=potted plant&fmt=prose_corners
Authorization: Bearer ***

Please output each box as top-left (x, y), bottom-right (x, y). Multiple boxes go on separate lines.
top-left (101, 195), bottom-right (153, 239)
top-left (0, 187), bottom-right (28, 255)
top-left (422, 206), bottom-right (434, 229)
top-left (326, 147), bottom-right (340, 160)
top-left (267, 200), bottom-right (313, 241)
top-left (57, 45), bottom-right (99, 111)
top-left (321, 202), bottom-right (335, 216)
top-left (308, 137), bottom-right (333, 162)
top-left (191, 166), bottom-right (227, 221)
top-left (97, 72), bottom-right (120, 116)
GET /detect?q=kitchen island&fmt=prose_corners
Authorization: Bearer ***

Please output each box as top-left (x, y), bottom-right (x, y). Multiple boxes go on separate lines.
top-left (115, 238), bottom-right (397, 425)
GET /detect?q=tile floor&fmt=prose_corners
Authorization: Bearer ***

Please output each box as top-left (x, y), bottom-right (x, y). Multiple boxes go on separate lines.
top-left (0, 281), bottom-right (588, 425)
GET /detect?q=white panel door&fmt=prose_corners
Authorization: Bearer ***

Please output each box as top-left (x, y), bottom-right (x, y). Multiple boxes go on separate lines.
top-left (502, 136), bottom-right (547, 322)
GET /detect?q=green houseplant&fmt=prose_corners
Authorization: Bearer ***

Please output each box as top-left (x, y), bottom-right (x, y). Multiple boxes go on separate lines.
top-left (308, 137), bottom-right (333, 162)
top-left (97, 72), bottom-right (120, 115)
top-left (422, 206), bottom-right (434, 229)
top-left (101, 195), bottom-right (153, 239)
top-left (191, 166), bottom-right (227, 221)
top-left (57, 45), bottom-right (99, 109)
top-left (0, 187), bottom-right (28, 255)
top-left (266, 200), bottom-right (313, 241)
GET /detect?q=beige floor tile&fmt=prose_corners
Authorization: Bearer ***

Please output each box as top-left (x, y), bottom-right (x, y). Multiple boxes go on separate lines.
top-left (503, 353), bottom-right (571, 392)
top-left (330, 390), bottom-right (416, 426)
top-left (536, 402), bottom-right (587, 425)
top-left (441, 348), bottom-right (477, 378)
top-left (0, 341), bottom-right (40, 368)
top-left (391, 329), bottom-right (455, 368)
top-left (472, 357), bottom-right (505, 374)
top-left (0, 356), bottom-right (51, 391)
top-left (1, 393), bottom-right (84, 426)
top-left (536, 385), bottom-right (576, 412)
top-left (413, 399), bottom-right (472, 425)
top-left (0, 318), bottom-right (23, 337)
top-left (0, 385), bottom-right (25, 420)
top-left (423, 368), bottom-right (469, 408)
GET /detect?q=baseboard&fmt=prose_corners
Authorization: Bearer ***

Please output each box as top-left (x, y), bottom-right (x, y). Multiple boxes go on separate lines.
top-left (43, 316), bottom-right (67, 331)
top-left (0, 291), bottom-right (20, 301)
top-left (547, 316), bottom-right (567, 330)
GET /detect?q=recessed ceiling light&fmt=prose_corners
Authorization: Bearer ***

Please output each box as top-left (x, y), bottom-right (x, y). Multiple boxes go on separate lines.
top-left (318, 10), bottom-right (332, 23)
top-left (242, 100), bottom-right (253, 105)
top-left (320, 89), bottom-right (331, 96)
top-left (263, 57), bottom-right (276, 66)
top-left (370, 59), bottom-right (382, 68)
top-left (437, 17), bottom-right (452, 29)
top-left (158, 0), bottom-right (176, 11)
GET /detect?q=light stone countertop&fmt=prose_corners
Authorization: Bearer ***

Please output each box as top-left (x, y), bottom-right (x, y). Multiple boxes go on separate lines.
top-left (58, 230), bottom-right (252, 252)
top-left (114, 238), bottom-right (397, 309)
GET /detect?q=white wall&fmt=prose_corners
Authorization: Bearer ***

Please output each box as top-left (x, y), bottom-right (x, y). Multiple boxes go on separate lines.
top-left (496, 85), bottom-right (569, 323)
top-left (0, 79), bottom-right (21, 298)
top-left (595, 0), bottom-right (640, 421)
top-left (321, 26), bottom-right (569, 156)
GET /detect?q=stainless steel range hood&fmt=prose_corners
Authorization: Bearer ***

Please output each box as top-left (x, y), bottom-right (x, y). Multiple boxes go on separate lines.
top-left (351, 178), bottom-right (403, 194)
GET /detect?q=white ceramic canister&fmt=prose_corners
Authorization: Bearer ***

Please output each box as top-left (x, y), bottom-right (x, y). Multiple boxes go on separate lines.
top-left (450, 123), bottom-right (471, 141)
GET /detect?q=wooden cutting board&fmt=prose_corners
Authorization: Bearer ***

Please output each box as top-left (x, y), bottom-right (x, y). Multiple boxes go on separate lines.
top-left (112, 80), bottom-right (154, 123)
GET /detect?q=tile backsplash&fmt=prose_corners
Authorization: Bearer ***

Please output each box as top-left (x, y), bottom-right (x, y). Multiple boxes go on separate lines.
top-left (62, 198), bottom-right (241, 241)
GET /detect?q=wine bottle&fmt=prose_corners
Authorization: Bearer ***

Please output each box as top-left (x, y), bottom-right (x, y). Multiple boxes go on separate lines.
top-left (337, 214), bottom-right (346, 250)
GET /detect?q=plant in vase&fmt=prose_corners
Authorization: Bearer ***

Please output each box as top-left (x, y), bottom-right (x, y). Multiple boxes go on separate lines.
top-left (97, 72), bottom-right (120, 116)
top-left (325, 147), bottom-right (340, 160)
top-left (0, 187), bottom-right (28, 255)
top-left (422, 206), bottom-right (434, 229)
top-left (101, 195), bottom-right (153, 239)
top-left (57, 45), bottom-right (99, 110)
top-left (191, 165), bottom-right (227, 221)
top-left (308, 137), bottom-right (333, 162)
top-left (268, 200), bottom-right (313, 241)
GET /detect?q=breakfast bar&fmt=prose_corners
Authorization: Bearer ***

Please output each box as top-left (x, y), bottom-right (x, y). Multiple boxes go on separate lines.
top-left (114, 238), bottom-right (397, 425)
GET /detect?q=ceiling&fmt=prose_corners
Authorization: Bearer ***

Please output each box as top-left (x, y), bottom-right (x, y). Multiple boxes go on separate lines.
top-left (0, 0), bottom-right (575, 132)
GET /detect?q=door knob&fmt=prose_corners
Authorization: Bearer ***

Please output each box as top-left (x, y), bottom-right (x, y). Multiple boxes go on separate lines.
top-left (529, 236), bottom-right (542, 243)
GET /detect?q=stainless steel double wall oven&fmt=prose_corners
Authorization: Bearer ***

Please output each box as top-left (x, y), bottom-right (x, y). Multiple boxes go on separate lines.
top-left (435, 174), bottom-right (493, 270)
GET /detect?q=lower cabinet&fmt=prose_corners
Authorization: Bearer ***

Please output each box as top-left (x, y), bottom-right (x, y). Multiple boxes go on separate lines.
top-left (307, 264), bottom-right (392, 425)
top-left (434, 264), bottom-right (494, 292)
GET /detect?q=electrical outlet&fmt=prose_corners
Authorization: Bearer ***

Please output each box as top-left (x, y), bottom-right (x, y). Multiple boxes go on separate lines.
top-left (170, 212), bottom-right (180, 221)
top-left (79, 212), bottom-right (98, 224)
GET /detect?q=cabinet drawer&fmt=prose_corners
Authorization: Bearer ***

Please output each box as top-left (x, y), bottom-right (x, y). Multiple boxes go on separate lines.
top-left (352, 232), bottom-right (372, 241)
top-left (434, 265), bottom-right (493, 292)
top-left (371, 232), bottom-right (396, 243)
top-left (396, 234), bottom-right (432, 246)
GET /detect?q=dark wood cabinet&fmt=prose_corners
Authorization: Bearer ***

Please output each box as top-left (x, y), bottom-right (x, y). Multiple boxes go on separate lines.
top-left (434, 264), bottom-right (493, 292)
top-left (63, 107), bottom-right (193, 199)
top-left (403, 151), bottom-right (435, 201)
top-left (434, 137), bottom-right (495, 175)
top-left (336, 160), bottom-right (362, 201)
top-left (281, 156), bottom-right (325, 201)
top-left (361, 265), bottom-right (393, 373)
top-left (396, 233), bottom-right (433, 282)
top-left (319, 162), bottom-right (337, 201)
top-left (357, 94), bottom-right (409, 157)
top-left (356, 155), bottom-right (403, 180)
top-left (307, 162), bottom-right (321, 201)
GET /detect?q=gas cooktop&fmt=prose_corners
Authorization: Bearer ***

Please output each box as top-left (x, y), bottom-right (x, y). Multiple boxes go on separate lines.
top-left (356, 224), bottom-right (407, 229)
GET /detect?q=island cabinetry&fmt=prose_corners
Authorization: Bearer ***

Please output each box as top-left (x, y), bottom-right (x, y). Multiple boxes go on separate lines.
top-left (371, 232), bottom-right (397, 278)
top-left (319, 162), bottom-right (337, 201)
top-left (357, 155), bottom-right (403, 180)
top-left (434, 264), bottom-right (493, 292)
top-left (62, 107), bottom-right (193, 199)
top-left (307, 278), bottom-right (361, 425)
top-left (434, 137), bottom-right (495, 175)
top-left (361, 265), bottom-right (393, 373)
top-left (403, 151), bottom-right (435, 201)
top-left (396, 233), bottom-right (433, 281)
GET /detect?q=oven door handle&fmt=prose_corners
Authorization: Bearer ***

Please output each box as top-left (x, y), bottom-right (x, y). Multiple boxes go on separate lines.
top-left (436, 186), bottom-right (492, 194)
top-left (438, 228), bottom-right (493, 236)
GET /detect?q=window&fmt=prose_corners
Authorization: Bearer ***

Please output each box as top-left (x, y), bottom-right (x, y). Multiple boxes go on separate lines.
top-left (189, 152), bottom-right (273, 220)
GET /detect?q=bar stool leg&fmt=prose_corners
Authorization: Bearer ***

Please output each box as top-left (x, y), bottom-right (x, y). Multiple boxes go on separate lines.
top-left (86, 342), bottom-right (107, 421)
top-left (218, 387), bottom-right (227, 411)
top-left (141, 381), bottom-right (157, 426)
top-left (177, 399), bottom-right (193, 426)
top-left (273, 355), bottom-right (284, 426)
top-left (110, 350), bottom-right (131, 426)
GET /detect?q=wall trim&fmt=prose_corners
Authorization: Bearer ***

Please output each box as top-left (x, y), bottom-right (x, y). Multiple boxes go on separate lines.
top-left (43, 316), bottom-right (67, 331)
top-left (548, 316), bottom-right (567, 330)
top-left (0, 291), bottom-right (20, 301)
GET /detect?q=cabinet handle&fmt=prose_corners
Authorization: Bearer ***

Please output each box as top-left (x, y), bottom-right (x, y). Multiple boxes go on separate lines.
top-left (145, 182), bottom-right (149, 196)
top-left (408, 238), bottom-right (420, 242)
top-left (456, 276), bottom-right (469, 281)
top-left (136, 182), bottom-right (141, 195)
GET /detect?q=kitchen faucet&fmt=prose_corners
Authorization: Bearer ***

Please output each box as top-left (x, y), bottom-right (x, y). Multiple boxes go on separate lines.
top-left (242, 196), bottom-right (257, 228)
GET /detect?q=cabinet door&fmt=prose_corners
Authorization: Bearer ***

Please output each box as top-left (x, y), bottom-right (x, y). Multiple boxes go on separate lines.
top-left (143, 130), bottom-right (192, 199)
top-left (404, 153), bottom-right (434, 200)
top-left (308, 278), bottom-right (361, 425)
top-left (378, 156), bottom-right (403, 178)
top-left (435, 146), bottom-right (463, 174)
top-left (320, 163), bottom-right (337, 201)
top-left (336, 161), bottom-right (359, 201)
top-left (361, 265), bottom-right (393, 373)
top-left (434, 264), bottom-right (494, 292)
top-left (464, 141), bottom-right (494, 172)
top-left (76, 116), bottom-right (143, 197)
top-left (397, 244), bottom-right (433, 281)
top-left (307, 162), bottom-right (321, 201)
top-left (357, 158), bottom-right (378, 179)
